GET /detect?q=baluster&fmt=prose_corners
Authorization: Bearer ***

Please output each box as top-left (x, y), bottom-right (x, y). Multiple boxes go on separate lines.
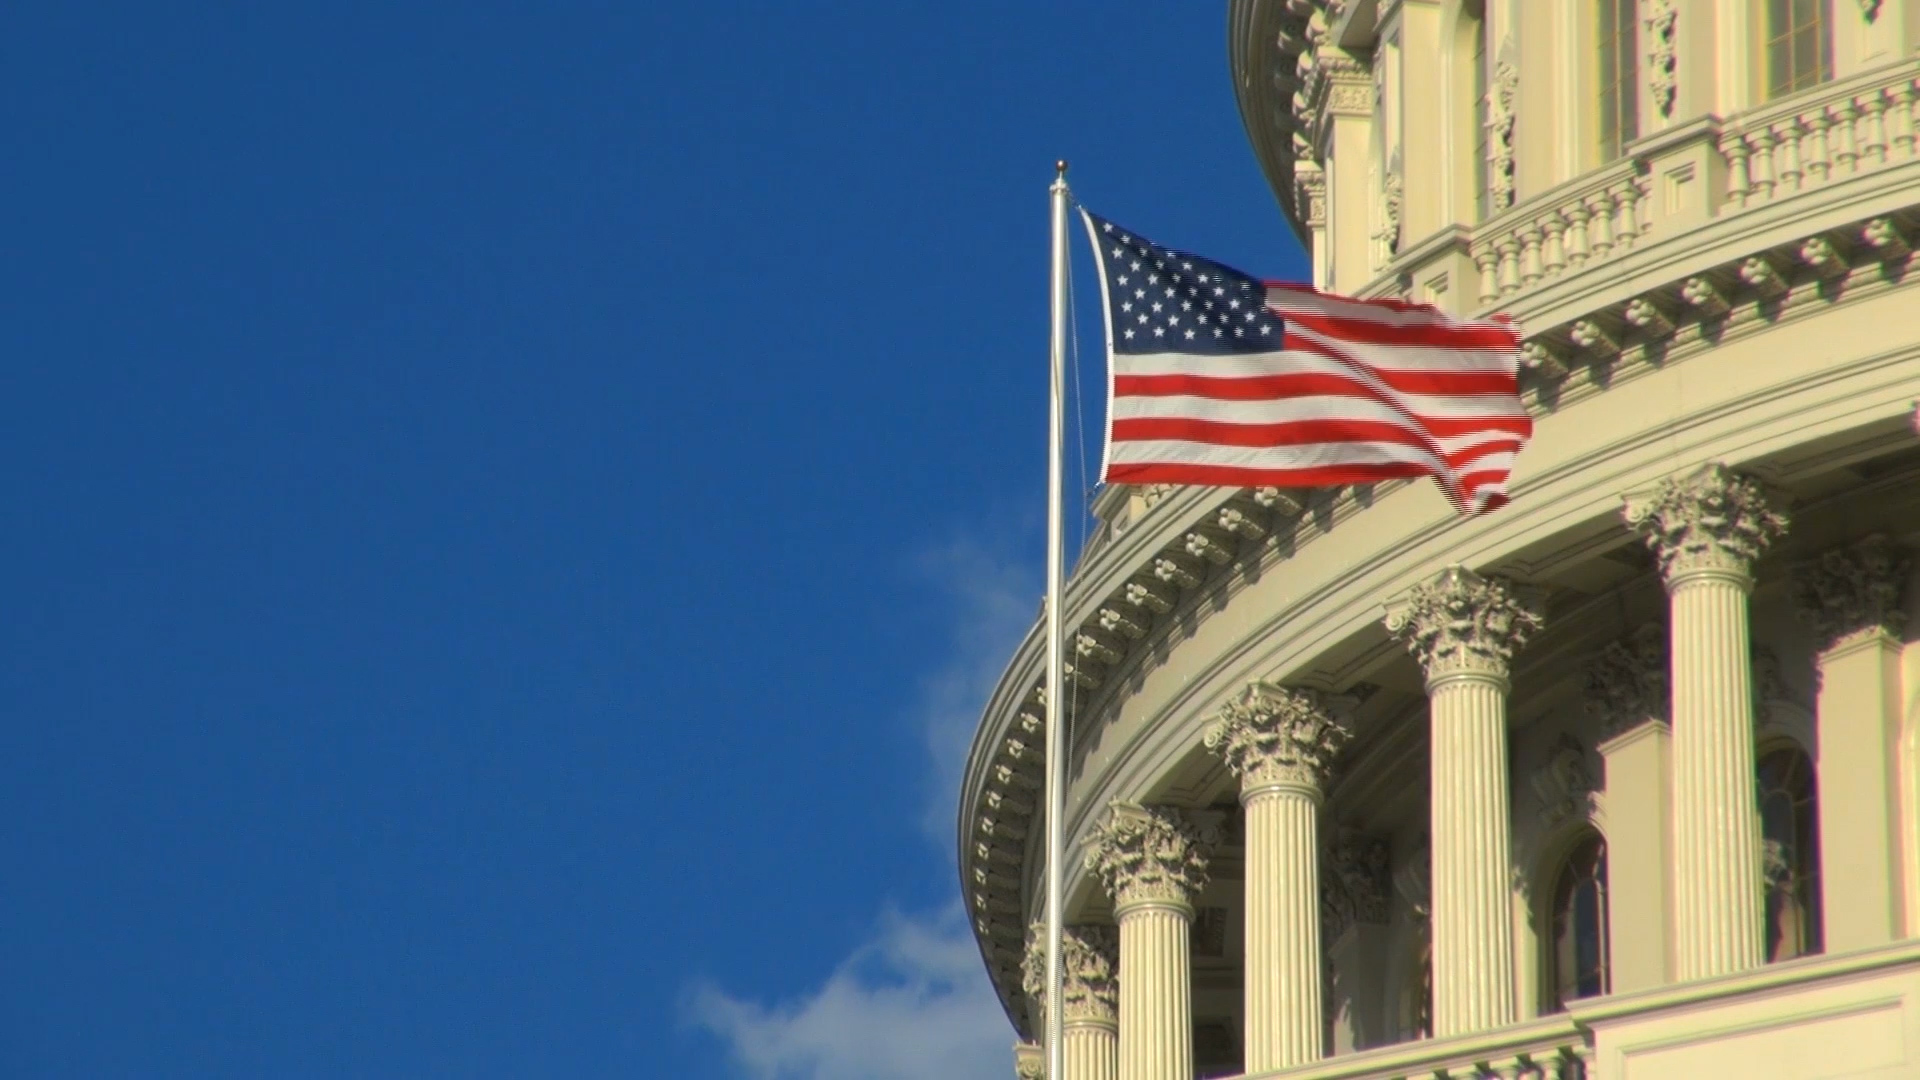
top-left (1893, 80), bottom-right (1919, 160)
top-left (1861, 89), bottom-right (1891, 165)
top-left (1719, 132), bottom-right (1753, 210)
top-left (1540, 214), bottom-right (1567, 277)
top-left (1804, 109), bottom-right (1833, 185)
top-left (1563, 201), bottom-right (1592, 266)
top-left (1749, 128), bottom-right (1778, 203)
top-left (1615, 177), bottom-right (1645, 248)
top-left (1774, 119), bottom-right (1805, 193)
top-left (1496, 236), bottom-right (1521, 295)
top-left (1833, 99), bottom-right (1862, 174)
top-left (1518, 224), bottom-right (1545, 285)
top-left (1587, 190), bottom-right (1616, 257)
top-left (1473, 247), bottom-right (1499, 305)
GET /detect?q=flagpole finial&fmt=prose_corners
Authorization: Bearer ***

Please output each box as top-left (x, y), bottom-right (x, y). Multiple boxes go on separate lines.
top-left (1055, 159), bottom-right (1068, 178)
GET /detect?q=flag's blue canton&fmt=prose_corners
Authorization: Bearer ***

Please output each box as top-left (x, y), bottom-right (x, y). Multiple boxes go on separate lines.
top-left (1085, 211), bottom-right (1281, 356)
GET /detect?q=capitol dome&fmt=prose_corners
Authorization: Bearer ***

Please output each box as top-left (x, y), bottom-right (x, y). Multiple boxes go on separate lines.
top-left (964, 3), bottom-right (1920, 1078)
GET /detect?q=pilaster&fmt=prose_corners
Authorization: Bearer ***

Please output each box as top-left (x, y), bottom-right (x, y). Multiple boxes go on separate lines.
top-left (1625, 462), bottom-right (1789, 981)
top-left (1324, 830), bottom-right (1394, 1053)
top-left (1794, 536), bottom-right (1910, 951)
top-left (1204, 683), bottom-right (1351, 1071)
top-left (1386, 566), bottom-right (1542, 1036)
top-left (1588, 624), bottom-right (1676, 994)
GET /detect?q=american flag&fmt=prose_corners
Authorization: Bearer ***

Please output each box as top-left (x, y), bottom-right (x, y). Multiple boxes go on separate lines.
top-left (1081, 210), bottom-right (1529, 513)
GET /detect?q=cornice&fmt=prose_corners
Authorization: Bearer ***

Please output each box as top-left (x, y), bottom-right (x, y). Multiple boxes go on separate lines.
top-left (960, 305), bottom-right (1920, 1033)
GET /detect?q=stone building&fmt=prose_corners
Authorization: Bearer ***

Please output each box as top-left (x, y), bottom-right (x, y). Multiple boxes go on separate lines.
top-left (963, 2), bottom-right (1920, 1077)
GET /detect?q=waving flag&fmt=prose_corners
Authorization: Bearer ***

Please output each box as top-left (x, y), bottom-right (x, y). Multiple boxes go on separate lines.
top-left (1081, 210), bottom-right (1529, 513)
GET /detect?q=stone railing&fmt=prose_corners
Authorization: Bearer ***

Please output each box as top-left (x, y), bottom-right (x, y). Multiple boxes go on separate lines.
top-left (1449, 58), bottom-right (1920, 309)
top-left (1718, 61), bottom-right (1920, 212)
top-left (1470, 159), bottom-right (1651, 306)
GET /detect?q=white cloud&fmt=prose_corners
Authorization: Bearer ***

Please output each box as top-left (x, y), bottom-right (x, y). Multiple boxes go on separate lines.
top-left (906, 538), bottom-right (1039, 841)
top-left (685, 902), bottom-right (1014, 1080)
top-left (685, 536), bottom-right (1038, 1080)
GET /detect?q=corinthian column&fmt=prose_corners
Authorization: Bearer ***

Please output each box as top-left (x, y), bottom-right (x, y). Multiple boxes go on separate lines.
top-left (1386, 567), bottom-right (1542, 1036)
top-left (1023, 923), bottom-right (1120, 1080)
top-left (1625, 463), bottom-right (1788, 980)
top-left (1085, 803), bottom-right (1212, 1080)
top-left (1203, 683), bottom-right (1351, 1071)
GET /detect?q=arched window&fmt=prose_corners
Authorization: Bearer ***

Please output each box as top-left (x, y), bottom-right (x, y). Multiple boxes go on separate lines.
top-left (1597, 0), bottom-right (1639, 160)
top-left (1547, 834), bottom-right (1610, 1010)
top-left (1765, 0), bottom-right (1832, 100)
top-left (1759, 746), bottom-right (1823, 961)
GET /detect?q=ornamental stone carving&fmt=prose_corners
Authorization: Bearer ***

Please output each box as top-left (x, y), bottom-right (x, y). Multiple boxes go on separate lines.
top-left (1296, 166), bottom-right (1327, 228)
top-left (1792, 535), bottom-right (1910, 653)
top-left (1393, 834), bottom-right (1431, 922)
top-left (1379, 158), bottom-right (1404, 256)
top-left (1021, 922), bottom-right (1120, 1025)
top-left (1646, 0), bottom-right (1679, 118)
top-left (1014, 1041), bottom-right (1045, 1080)
top-left (1623, 463), bottom-right (1789, 582)
top-left (1586, 623), bottom-right (1669, 737)
top-left (1085, 802), bottom-right (1214, 910)
top-left (1332, 828), bottom-right (1392, 925)
top-left (1529, 733), bottom-right (1597, 825)
top-left (1203, 682), bottom-right (1352, 792)
top-left (1486, 57), bottom-right (1519, 210)
top-left (1384, 566), bottom-right (1544, 682)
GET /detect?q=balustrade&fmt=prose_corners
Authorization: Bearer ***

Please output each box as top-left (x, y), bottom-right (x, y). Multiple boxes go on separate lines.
top-left (1449, 59), bottom-right (1920, 307)
top-left (1720, 63), bottom-right (1920, 211)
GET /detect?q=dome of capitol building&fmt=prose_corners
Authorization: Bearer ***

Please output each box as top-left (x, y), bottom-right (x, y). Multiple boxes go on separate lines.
top-left (962, 3), bottom-right (1920, 1078)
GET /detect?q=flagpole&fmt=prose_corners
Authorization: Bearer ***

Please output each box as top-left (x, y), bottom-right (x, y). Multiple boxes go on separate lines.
top-left (1044, 159), bottom-right (1070, 1080)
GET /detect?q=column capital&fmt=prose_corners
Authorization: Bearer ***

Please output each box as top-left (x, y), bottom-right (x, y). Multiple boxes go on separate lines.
top-left (1203, 682), bottom-right (1352, 797)
top-left (1021, 923), bottom-right (1119, 1027)
top-left (1792, 535), bottom-right (1910, 654)
top-left (1384, 566), bottom-right (1543, 685)
top-left (1585, 623), bottom-right (1669, 739)
top-left (1623, 463), bottom-right (1789, 585)
top-left (1084, 802), bottom-right (1213, 914)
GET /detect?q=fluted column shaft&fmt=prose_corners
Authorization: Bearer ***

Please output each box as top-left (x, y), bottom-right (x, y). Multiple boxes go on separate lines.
top-left (1387, 567), bottom-right (1541, 1038)
top-left (1627, 464), bottom-right (1787, 983)
top-left (1243, 785), bottom-right (1323, 1067)
top-left (1667, 565), bottom-right (1765, 978)
top-left (1085, 803), bottom-right (1212, 1080)
top-left (1064, 1019), bottom-right (1118, 1080)
top-left (1427, 671), bottom-right (1517, 1034)
top-left (1204, 683), bottom-right (1350, 1070)
top-left (1116, 901), bottom-right (1192, 1080)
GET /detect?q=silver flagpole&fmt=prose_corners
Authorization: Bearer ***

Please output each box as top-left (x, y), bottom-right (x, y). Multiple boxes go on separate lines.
top-left (1044, 159), bottom-right (1070, 1080)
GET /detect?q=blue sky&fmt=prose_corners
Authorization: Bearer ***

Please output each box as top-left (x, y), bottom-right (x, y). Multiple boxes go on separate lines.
top-left (1, 4), bottom-right (1307, 1077)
